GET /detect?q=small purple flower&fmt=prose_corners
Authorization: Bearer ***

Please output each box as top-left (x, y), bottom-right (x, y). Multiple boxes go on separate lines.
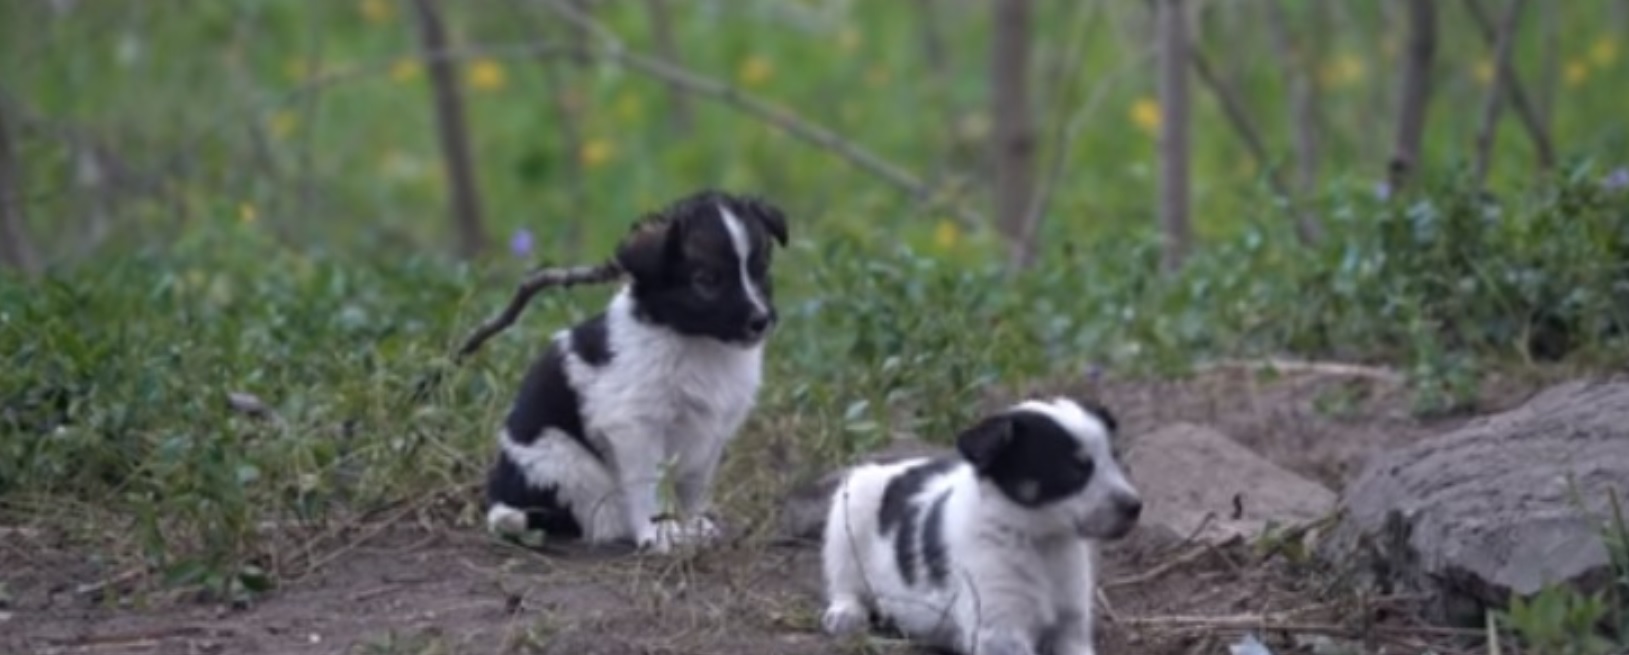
top-left (1602, 167), bottom-right (1629, 192)
top-left (509, 228), bottom-right (534, 258)
top-left (1085, 363), bottom-right (1105, 385)
top-left (1373, 180), bottom-right (1392, 201)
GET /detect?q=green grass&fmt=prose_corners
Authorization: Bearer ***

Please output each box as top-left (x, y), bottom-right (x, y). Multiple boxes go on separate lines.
top-left (3, 0), bottom-right (1629, 631)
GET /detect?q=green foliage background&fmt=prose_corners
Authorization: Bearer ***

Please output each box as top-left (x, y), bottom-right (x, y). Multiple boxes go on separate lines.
top-left (2, 0), bottom-right (1629, 608)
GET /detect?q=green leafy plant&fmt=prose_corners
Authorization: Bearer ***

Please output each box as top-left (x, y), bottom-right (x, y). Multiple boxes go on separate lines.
top-left (1500, 585), bottom-right (1617, 655)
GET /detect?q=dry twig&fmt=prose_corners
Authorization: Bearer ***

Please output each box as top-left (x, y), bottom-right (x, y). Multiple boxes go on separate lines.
top-left (540, 0), bottom-right (986, 230)
top-left (455, 262), bottom-right (624, 361)
top-left (1103, 543), bottom-right (1217, 590)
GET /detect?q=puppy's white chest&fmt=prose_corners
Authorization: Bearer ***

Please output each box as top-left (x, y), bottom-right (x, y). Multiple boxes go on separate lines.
top-left (606, 338), bottom-right (762, 441)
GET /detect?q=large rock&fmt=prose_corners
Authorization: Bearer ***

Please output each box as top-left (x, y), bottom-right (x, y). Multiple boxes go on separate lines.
top-left (1122, 423), bottom-right (1338, 545)
top-left (1318, 379), bottom-right (1629, 623)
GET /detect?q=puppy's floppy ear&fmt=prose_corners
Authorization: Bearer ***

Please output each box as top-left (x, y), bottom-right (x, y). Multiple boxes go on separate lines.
top-left (955, 413), bottom-right (1016, 472)
top-left (1070, 396), bottom-right (1118, 434)
top-left (732, 196), bottom-right (789, 248)
top-left (614, 217), bottom-right (682, 281)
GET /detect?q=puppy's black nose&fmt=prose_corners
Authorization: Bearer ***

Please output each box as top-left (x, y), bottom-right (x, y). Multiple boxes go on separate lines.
top-left (1119, 496), bottom-right (1143, 522)
top-left (745, 313), bottom-right (772, 337)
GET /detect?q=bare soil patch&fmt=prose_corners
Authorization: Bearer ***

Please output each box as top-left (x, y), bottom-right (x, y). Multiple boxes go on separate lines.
top-left (1, 366), bottom-right (1553, 655)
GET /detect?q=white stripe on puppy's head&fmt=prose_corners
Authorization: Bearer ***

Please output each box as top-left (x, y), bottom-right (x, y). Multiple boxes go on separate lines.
top-left (612, 190), bottom-right (789, 346)
top-left (718, 203), bottom-right (771, 319)
top-left (955, 396), bottom-right (1142, 540)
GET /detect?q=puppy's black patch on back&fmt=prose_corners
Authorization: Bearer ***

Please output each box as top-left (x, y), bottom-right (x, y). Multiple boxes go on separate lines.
top-left (569, 313), bottom-right (613, 367)
top-left (878, 457), bottom-right (958, 586)
top-left (485, 450), bottom-right (584, 538)
top-left (920, 490), bottom-right (952, 586)
top-left (504, 341), bottom-right (604, 462)
top-left (982, 411), bottom-right (1095, 508)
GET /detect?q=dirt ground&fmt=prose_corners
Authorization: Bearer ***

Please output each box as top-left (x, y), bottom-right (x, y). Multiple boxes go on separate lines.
top-left (1, 364), bottom-right (1552, 655)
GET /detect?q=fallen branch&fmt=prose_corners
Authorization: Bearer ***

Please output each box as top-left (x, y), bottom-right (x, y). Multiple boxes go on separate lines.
top-left (1195, 357), bottom-right (1403, 383)
top-left (455, 262), bottom-right (623, 361)
top-left (1121, 611), bottom-right (1484, 639)
top-left (1102, 543), bottom-right (1218, 590)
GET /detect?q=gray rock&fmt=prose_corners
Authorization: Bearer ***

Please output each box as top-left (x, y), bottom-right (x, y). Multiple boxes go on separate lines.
top-left (1318, 379), bottom-right (1629, 623)
top-left (1122, 423), bottom-right (1338, 545)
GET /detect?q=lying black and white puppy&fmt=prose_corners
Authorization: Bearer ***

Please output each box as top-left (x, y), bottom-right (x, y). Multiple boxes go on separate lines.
top-left (485, 189), bottom-right (789, 554)
top-left (820, 397), bottom-right (1141, 655)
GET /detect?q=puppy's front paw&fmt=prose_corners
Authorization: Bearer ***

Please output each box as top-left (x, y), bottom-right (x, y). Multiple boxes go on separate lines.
top-left (486, 503), bottom-right (529, 537)
top-left (679, 514), bottom-right (721, 543)
top-left (635, 522), bottom-right (674, 555)
top-left (820, 601), bottom-right (869, 636)
top-left (976, 629), bottom-right (1036, 655)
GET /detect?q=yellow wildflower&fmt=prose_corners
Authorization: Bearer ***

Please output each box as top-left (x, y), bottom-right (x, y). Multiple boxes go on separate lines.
top-left (380, 150), bottom-right (429, 182)
top-left (1472, 59), bottom-right (1494, 85)
top-left (283, 58), bottom-right (318, 83)
top-left (359, 0), bottom-right (393, 24)
top-left (614, 91), bottom-right (643, 122)
top-left (737, 55), bottom-right (774, 88)
top-left (1319, 52), bottom-right (1366, 89)
top-left (467, 58), bottom-right (507, 92)
top-left (838, 26), bottom-right (862, 54)
top-left (238, 202), bottom-right (257, 224)
top-left (1591, 36), bottom-right (1618, 67)
top-left (932, 219), bottom-right (962, 251)
top-left (864, 64), bottom-right (891, 88)
top-left (1565, 59), bottom-right (1589, 87)
top-left (580, 139), bottom-right (614, 169)
top-left (389, 57), bottom-right (420, 83)
top-left (269, 110), bottom-right (296, 139)
top-left (1129, 97), bottom-right (1160, 134)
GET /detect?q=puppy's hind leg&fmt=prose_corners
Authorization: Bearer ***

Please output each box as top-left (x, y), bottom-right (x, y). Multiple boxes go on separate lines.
top-left (820, 484), bottom-right (872, 637)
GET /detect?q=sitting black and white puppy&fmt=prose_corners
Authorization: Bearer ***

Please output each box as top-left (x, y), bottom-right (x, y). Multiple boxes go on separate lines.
top-left (484, 189), bottom-right (789, 554)
top-left (820, 397), bottom-right (1141, 655)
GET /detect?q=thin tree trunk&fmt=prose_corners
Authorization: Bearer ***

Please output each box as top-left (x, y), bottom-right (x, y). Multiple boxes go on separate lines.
top-left (1469, 0), bottom-right (1528, 189)
top-left (1157, 0), bottom-right (1192, 273)
top-left (1388, 0), bottom-right (1436, 193)
top-left (644, 0), bottom-right (692, 135)
top-left (410, 0), bottom-right (488, 259)
top-left (1464, 0), bottom-right (1553, 173)
top-left (991, 0), bottom-right (1037, 264)
top-left (0, 96), bottom-right (40, 276)
top-left (1263, 0), bottom-right (1322, 244)
top-left (1538, 0), bottom-right (1559, 128)
top-left (918, 0), bottom-right (949, 80)
top-left (1189, 51), bottom-right (1298, 229)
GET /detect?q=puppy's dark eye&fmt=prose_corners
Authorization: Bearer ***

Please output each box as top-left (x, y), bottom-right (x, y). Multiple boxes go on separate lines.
top-left (691, 270), bottom-right (721, 293)
top-left (1074, 458), bottom-right (1095, 477)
